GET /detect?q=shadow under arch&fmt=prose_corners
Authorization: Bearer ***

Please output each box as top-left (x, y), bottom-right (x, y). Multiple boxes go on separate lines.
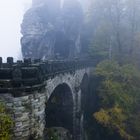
top-left (45, 83), bottom-right (74, 133)
top-left (81, 73), bottom-right (89, 111)
top-left (80, 73), bottom-right (89, 140)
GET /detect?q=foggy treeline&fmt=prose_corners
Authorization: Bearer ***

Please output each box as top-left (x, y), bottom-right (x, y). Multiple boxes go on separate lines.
top-left (82, 0), bottom-right (140, 140)
top-left (85, 0), bottom-right (140, 65)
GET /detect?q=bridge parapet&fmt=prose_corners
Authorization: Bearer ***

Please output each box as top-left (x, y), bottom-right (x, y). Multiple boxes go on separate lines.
top-left (0, 57), bottom-right (96, 140)
top-left (0, 57), bottom-right (95, 96)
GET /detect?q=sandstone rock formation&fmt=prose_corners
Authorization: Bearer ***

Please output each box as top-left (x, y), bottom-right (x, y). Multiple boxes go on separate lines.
top-left (21, 0), bottom-right (83, 59)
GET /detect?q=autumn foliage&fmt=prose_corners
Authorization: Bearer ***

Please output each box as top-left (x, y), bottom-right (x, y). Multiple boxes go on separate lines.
top-left (0, 103), bottom-right (13, 140)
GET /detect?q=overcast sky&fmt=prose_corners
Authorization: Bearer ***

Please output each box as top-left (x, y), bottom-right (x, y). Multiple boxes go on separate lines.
top-left (0, 0), bottom-right (31, 61)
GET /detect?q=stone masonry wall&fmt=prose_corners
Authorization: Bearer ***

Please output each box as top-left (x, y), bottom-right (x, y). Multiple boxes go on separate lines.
top-left (0, 92), bottom-right (46, 140)
top-left (0, 67), bottom-right (93, 140)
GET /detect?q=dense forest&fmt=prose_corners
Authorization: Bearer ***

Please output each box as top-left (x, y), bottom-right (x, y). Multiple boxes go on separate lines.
top-left (83, 0), bottom-right (140, 140)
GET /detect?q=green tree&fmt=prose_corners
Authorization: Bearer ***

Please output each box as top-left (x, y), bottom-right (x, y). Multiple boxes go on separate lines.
top-left (93, 60), bottom-right (140, 140)
top-left (0, 103), bottom-right (13, 140)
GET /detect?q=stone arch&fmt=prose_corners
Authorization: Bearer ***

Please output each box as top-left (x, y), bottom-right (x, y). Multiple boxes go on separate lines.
top-left (45, 83), bottom-right (74, 133)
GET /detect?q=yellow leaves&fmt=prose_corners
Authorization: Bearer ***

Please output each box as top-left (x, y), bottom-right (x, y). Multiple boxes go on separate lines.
top-left (93, 106), bottom-right (134, 140)
top-left (94, 106), bottom-right (125, 127)
top-left (99, 79), bottom-right (133, 110)
top-left (93, 60), bottom-right (140, 139)
top-left (94, 108), bottom-right (111, 126)
top-left (95, 60), bottom-right (120, 79)
top-left (96, 60), bottom-right (140, 110)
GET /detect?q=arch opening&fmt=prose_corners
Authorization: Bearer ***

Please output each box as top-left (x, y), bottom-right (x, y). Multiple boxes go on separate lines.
top-left (45, 83), bottom-right (73, 134)
top-left (81, 73), bottom-right (89, 111)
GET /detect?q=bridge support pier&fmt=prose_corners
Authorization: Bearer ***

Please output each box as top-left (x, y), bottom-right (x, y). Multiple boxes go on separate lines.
top-left (0, 92), bottom-right (46, 140)
top-left (0, 59), bottom-right (93, 140)
top-left (73, 88), bottom-right (84, 140)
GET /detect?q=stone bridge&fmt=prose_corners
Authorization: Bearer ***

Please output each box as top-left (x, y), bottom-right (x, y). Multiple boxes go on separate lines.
top-left (0, 57), bottom-right (95, 140)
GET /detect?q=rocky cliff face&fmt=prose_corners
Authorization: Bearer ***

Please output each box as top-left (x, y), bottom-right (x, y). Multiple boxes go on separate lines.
top-left (21, 0), bottom-right (83, 59)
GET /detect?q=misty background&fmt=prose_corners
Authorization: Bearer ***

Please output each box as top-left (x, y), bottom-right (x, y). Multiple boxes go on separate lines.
top-left (0, 0), bottom-right (87, 61)
top-left (0, 0), bottom-right (31, 61)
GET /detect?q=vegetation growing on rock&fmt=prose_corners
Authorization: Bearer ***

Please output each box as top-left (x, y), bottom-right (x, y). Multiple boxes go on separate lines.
top-left (83, 0), bottom-right (140, 139)
top-left (0, 103), bottom-right (13, 140)
top-left (93, 60), bottom-right (140, 139)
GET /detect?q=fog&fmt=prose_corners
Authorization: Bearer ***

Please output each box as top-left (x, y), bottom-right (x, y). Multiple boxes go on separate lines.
top-left (0, 0), bottom-right (31, 61)
top-left (0, 0), bottom-right (88, 61)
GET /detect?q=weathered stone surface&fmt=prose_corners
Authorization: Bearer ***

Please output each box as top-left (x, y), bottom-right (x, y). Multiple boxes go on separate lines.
top-left (21, 0), bottom-right (83, 59)
top-left (0, 67), bottom-right (93, 140)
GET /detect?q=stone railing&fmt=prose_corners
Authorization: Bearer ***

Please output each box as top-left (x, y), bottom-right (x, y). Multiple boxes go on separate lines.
top-left (0, 57), bottom-right (95, 96)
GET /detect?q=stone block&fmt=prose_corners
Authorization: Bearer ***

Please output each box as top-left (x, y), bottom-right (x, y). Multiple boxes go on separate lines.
top-left (6, 103), bottom-right (13, 108)
top-left (14, 131), bottom-right (23, 137)
top-left (14, 101), bottom-right (22, 107)
top-left (14, 106), bottom-right (25, 112)
top-left (22, 130), bottom-right (30, 137)
top-left (15, 122), bottom-right (23, 127)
